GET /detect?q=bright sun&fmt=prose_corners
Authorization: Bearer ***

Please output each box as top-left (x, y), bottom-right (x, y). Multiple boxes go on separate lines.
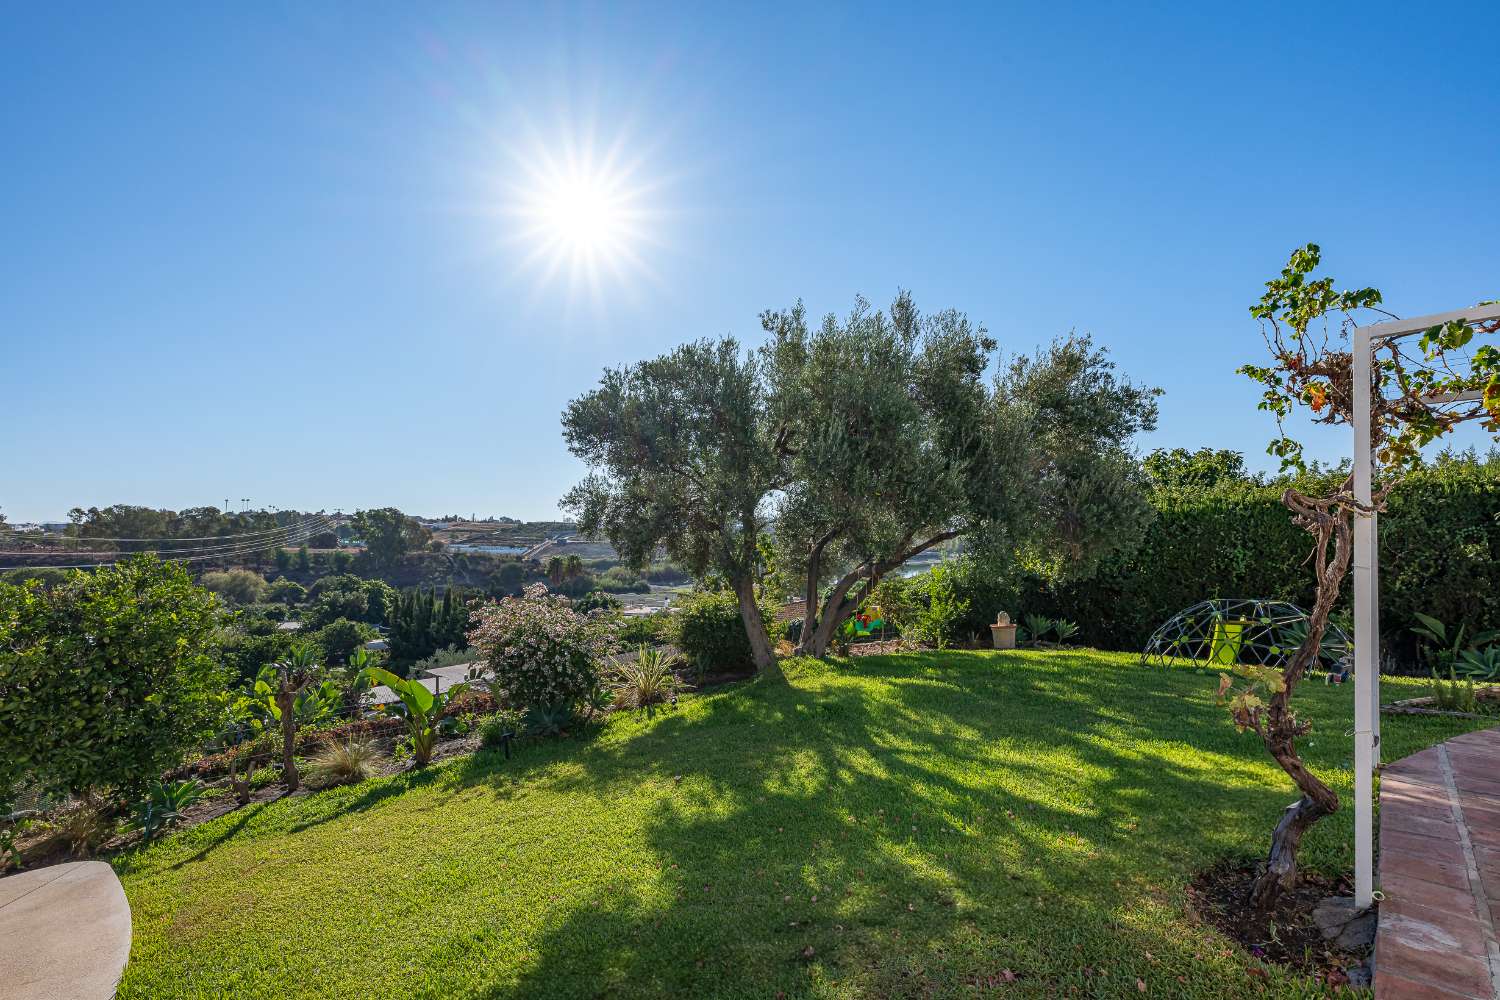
top-left (493, 122), bottom-right (664, 305)
top-left (535, 172), bottom-right (626, 254)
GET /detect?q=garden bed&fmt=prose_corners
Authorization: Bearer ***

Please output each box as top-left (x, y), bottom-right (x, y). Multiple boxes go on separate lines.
top-left (1382, 684), bottom-right (1500, 719)
top-left (1187, 859), bottom-right (1367, 989)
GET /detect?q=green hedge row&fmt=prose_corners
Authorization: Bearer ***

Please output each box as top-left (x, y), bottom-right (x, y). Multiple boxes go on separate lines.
top-left (949, 464), bottom-right (1500, 667)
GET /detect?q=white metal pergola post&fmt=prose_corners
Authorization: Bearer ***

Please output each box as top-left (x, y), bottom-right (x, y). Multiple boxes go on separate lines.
top-left (1348, 302), bottom-right (1500, 909)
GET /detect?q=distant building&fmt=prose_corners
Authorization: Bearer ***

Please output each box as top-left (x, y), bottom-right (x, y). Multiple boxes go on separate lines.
top-left (276, 621), bottom-right (303, 632)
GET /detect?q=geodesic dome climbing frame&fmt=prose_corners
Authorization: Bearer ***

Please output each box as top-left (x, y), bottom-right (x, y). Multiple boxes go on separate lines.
top-left (1140, 598), bottom-right (1351, 673)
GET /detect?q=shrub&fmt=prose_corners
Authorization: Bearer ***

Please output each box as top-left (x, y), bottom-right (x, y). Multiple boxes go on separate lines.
top-left (467, 584), bottom-right (607, 712)
top-left (267, 577), bottom-right (307, 605)
top-left (478, 711), bottom-right (522, 750)
top-left (598, 566), bottom-right (651, 593)
top-left (0, 555), bottom-right (226, 804)
top-left (896, 563), bottom-right (972, 649)
top-left (199, 568), bottom-right (268, 606)
top-left (574, 590), bottom-right (622, 613)
top-left (972, 462), bottom-right (1500, 669)
top-left (615, 612), bottom-right (667, 647)
top-left (0, 567), bottom-right (71, 589)
top-left (669, 591), bottom-right (766, 676)
top-left (306, 737), bottom-right (386, 788)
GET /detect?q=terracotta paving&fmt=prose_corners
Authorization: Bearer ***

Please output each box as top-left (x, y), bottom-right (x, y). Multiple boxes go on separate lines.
top-left (1376, 727), bottom-right (1500, 1000)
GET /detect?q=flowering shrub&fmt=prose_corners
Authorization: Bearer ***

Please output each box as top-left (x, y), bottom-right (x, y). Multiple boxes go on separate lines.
top-left (467, 584), bottom-right (607, 712)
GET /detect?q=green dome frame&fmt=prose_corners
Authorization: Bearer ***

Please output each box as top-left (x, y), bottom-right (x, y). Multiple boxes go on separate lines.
top-left (1140, 597), bottom-right (1351, 672)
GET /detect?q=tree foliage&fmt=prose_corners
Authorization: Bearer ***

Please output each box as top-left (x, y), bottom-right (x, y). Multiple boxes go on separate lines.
top-left (351, 508), bottom-right (431, 569)
top-left (563, 295), bottom-right (1158, 669)
top-left (199, 568), bottom-right (269, 606)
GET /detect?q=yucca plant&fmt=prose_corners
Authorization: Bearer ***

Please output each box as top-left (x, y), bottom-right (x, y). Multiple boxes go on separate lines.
top-left (609, 645), bottom-right (690, 716)
top-left (306, 736), bottom-right (386, 789)
top-left (260, 644), bottom-right (326, 792)
top-left (1053, 619), bottom-right (1080, 643)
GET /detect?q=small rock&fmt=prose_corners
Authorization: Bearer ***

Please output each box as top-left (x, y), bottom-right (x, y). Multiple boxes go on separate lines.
top-left (1334, 912), bottom-right (1376, 951)
top-left (1312, 896), bottom-right (1370, 940)
top-left (1345, 957), bottom-right (1373, 987)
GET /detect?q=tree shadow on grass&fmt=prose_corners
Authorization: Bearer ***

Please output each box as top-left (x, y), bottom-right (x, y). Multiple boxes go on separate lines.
top-left (445, 651), bottom-right (1364, 998)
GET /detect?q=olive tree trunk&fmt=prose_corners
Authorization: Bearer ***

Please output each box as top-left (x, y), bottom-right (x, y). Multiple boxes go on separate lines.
top-left (733, 574), bottom-right (778, 674)
top-left (805, 530), bottom-right (962, 657)
top-left (795, 529), bottom-right (840, 655)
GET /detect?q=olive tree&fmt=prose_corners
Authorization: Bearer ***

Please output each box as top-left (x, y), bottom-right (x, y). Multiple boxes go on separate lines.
top-left (0, 555), bottom-right (226, 806)
top-left (765, 293), bottom-right (1159, 656)
top-left (563, 338), bottom-right (790, 672)
top-left (1232, 244), bottom-right (1500, 914)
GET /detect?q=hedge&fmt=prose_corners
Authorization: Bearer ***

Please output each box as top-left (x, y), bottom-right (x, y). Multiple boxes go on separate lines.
top-left (949, 464), bottom-right (1500, 669)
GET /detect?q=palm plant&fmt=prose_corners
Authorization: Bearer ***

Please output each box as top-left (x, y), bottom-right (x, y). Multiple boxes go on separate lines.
top-left (266, 644), bottom-right (323, 792)
top-left (359, 667), bottom-right (468, 767)
top-left (609, 645), bottom-right (689, 716)
top-left (1052, 619), bottom-right (1080, 643)
top-left (1022, 613), bottom-right (1053, 645)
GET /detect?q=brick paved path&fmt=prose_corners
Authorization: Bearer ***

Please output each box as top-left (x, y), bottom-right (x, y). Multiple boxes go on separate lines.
top-left (1376, 727), bottom-right (1500, 999)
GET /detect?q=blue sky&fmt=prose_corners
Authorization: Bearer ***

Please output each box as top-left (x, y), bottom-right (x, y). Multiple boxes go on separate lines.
top-left (3, 2), bottom-right (1497, 522)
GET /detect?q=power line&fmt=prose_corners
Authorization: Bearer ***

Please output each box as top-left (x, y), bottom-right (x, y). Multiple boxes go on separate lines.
top-left (21, 512), bottom-right (338, 545)
top-left (8, 519), bottom-right (337, 559)
top-left (0, 516), bottom-right (342, 571)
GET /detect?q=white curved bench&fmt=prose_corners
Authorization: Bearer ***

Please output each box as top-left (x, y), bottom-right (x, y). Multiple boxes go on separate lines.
top-left (0, 861), bottom-right (132, 999)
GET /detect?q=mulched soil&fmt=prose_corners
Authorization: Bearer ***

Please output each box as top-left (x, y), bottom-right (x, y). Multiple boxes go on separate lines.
top-left (848, 638), bottom-right (919, 657)
top-left (6, 728), bottom-right (490, 872)
top-left (1187, 858), bottom-right (1370, 990)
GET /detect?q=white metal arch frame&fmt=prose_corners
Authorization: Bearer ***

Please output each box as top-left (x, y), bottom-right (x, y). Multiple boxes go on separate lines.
top-left (1350, 301), bottom-right (1500, 908)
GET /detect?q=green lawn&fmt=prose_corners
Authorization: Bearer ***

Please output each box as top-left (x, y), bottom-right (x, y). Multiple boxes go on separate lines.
top-left (113, 650), bottom-right (1485, 999)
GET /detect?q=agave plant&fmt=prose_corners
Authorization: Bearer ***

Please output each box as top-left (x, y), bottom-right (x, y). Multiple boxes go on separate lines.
top-left (133, 779), bottom-right (205, 841)
top-left (524, 700), bottom-right (577, 737)
top-left (1457, 644), bottom-right (1500, 683)
top-left (609, 645), bottom-right (690, 716)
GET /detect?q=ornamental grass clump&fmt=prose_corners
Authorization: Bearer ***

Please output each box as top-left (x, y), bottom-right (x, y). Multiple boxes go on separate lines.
top-left (467, 584), bottom-right (608, 716)
top-left (306, 736), bottom-right (386, 789)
